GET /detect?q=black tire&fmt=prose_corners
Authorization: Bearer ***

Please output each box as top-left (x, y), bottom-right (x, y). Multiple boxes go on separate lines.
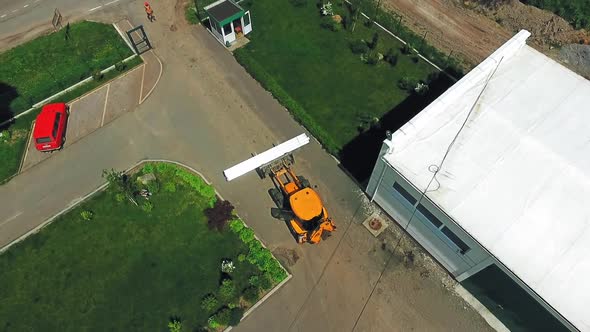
top-left (269, 188), bottom-right (285, 209)
top-left (256, 167), bottom-right (267, 179)
top-left (298, 176), bottom-right (311, 188)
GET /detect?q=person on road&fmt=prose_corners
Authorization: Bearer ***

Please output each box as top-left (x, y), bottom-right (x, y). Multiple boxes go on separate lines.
top-left (144, 2), bottom-right (155, 22)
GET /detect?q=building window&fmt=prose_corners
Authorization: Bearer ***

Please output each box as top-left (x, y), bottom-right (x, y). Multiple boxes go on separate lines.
top-left (392, 182), bottom-right (416, 209)
top-left (244, 12), bottom-right (250, 26)
top-left (223, 23), bottom-right (232, 36)
top-left (441, 226), bottom-right (470, 254)
top-left (417, 204), bottom-right (443, 228)
top-left (52, 112), bottom-right (61, 138)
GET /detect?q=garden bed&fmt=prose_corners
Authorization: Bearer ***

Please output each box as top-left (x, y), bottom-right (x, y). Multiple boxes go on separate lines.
top-left (234, 0), bottom-right (454, 180)
top-left (0, 162), bottom-right (288, 331)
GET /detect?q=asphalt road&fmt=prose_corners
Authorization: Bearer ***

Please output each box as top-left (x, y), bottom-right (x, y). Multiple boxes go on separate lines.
top-left (0, 0), bottom-right (133, 50)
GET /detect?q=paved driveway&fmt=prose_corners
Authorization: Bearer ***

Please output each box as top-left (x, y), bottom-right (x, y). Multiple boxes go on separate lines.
top-left (0, 2), bottom-right (494, 331)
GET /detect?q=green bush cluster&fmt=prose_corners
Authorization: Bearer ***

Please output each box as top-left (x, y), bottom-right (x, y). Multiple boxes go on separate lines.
top-left (233, 51), bottom-right (340, 155)
top-left (525, 0), bottom-right (590, 29)
top-left (80, 210), bottom-right (94, 221)
top-left (200, 294), bottom-right (218, 312)
top-left (242, 286), bottom-right (260, 303)
top-left (229, 219), bottom-right (288, 283)
top-left (350, 39), bottom-right (369, 54)
top-left (219, 279), bottom-right (236, 302)
top-left (143, 163), bottom-right (216, 207)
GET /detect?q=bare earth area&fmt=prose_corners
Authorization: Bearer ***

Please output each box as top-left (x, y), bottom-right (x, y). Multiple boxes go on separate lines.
top-left (381, 0), bottom-right (590, 72)
top-left (381, 0), bottom-right (512, 69)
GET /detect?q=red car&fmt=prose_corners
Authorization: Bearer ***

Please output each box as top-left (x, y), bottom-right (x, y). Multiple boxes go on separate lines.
top-left (33, 103), bottom-right (69, 152)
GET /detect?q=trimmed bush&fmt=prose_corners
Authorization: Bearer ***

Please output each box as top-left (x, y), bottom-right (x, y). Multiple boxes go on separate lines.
top-left (369, 32), bottom-right (379, 49)
top-left (350, 39), bottom-right (368, 54)
top-left (229, 219), bottom-right (245, 233)
top-left (201, 294), bottom-right (218, 312)
top-left (398, 76), bottom-right (418, 91)
top-left (80, 210), bottom-right (93, 221)
top-left (216, 307), bottom-right (231, 326)
top-left (243, 286), bottom-right (259, 303)
top-left (238, 253), bottom-right (246, 262)
top-left (384, 48), bottom-right (398, 66)
top-left (219, 279), bottom-right (236, 302)
top-left (366, 52), bottom-right (379, 65)
top-left (239, 227), bottom-right (256, 244)
top-left (163, 181), bottom-right (176, 193)
top-left (229, 307), bottom-right (245, 326)
top-left (141, 201), bottom-right (154, 213)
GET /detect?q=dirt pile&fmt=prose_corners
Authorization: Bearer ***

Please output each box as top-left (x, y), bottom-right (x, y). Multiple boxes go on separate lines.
top-left (473, 0), bottom-right (588, 47)
top-left (560, 44), bottom-right (590, 78)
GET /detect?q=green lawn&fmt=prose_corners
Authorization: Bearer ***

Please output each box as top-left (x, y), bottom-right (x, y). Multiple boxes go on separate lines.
top-left (0, 56), bottom-right (143, 184)
top-left (0, 163), bottom-right (285, 331)
top-left (234, 0), bottom-right (437, 153)
top-left (0, 20), bottom-right (134, 118)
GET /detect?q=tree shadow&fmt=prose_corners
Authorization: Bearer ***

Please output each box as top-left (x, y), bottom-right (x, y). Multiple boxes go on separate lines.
top-left (0, 82), bottom-right (18, 130)
top-left (339, 74), bottom-right (455, 183)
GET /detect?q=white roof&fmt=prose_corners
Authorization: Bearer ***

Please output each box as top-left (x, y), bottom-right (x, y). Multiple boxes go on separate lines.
top-left (384, 30), bottom-right (590, 331)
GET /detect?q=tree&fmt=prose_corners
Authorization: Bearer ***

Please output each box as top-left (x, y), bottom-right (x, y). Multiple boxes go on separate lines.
top-left (168, 319), bottom-right (182, 332)
top-left (102, 169), bottom-right (138, 205)
top-left (205, 200), bottom-right (234, 231)
top-left (369, 32), bottom-right (379, 49)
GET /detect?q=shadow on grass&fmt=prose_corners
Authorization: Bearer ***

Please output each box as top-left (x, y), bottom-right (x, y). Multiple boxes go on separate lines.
top-left (339, 74), bottom-right (455, 183)
top-left (0, 82), bottom-right (18, 129)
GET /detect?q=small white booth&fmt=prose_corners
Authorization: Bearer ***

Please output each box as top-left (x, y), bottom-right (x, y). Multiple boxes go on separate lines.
top-left (204, 0), bottom-right (252, 46)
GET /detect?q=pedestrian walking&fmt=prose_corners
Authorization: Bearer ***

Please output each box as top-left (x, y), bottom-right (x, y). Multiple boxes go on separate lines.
top-left (144, 2), bottom-right (155, 22)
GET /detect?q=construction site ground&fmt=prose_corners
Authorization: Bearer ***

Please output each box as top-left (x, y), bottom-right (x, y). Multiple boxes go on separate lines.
top-left (382, 0), bottom-right (590, 74)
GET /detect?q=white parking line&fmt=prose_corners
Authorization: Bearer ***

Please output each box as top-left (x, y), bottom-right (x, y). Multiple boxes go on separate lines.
top-left (1, 14), bottom-right (6, 18)
top-left (0, 212), bottom-right (23, 227)
top-left (11, 9), bottom-right (17, 13)
top-left (105, 0), bottom-right (119, 5)
top-left (89, 5), bottom-right (102, 12)
top-left (101, 84), bottom-right (111, 126)
top-left (23, 4), bottom-right (29, 8)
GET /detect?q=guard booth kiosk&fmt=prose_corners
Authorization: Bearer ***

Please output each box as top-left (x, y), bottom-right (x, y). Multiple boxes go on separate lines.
top-left (204, 0), bottom-right (252, 46)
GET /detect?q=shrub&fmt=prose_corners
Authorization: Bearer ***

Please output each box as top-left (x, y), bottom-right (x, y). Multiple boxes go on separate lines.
top-left (366, 52), bottom-right (379, 65)
top-left (201, 294), bottom-right (218, 312)
top-left (369, 32), bottom-right (379, 49)
top-left (289, 0), bottom-right (307, 7)
top-left (350, 39), bottom-right (368, 54)
top-left (258, 274), bottom-right (273, 290)
top-left (249, 273), bottom-right (271, 290)
top-left (115, 193), bottom-right (125, 202)
top-left (102, 169), bottom-right (137, 202)
top-left (208, 316), bottom-right (221, 329)
top-left (248, 275), bottom-right (260, 288)
top-left (80, 210), bottom-right (93, 221)
top-left (92, 70), bottom-right (104, 81)
top-left (238, 253), bottom-right (246, 262)
top-left (168, 319), bottom-right (182, 332)
top-left (398, 76), bottom-right (418, 91)
top-left (364, 18), bottom-right (374, 28)
top-left (384, 48), bottom-right (398, 66)
top-left (170, 165), bottom-right (216, 206)
top-left (142, 163), bottom-right (155, 173)
top-left (229, 307), bottom-right (245, 326)
top-left (142, 201), bottom-right (154, 213)
top-left (114, 61), bottom-right (127, 72)
top-left (215, 308), bottom-right (231, 326)
top-left (401, 42), bottom-right (413, 55)
top-left (239, 227), bottom-right (255, 244)
top-left (229, 219), bottom-right (245, 234)
top-left (146, 179), bottom-right (160, 194)
top-left (205, 200), bottom-right (234, 231)
top-left (219, 279), bottom-right (236, 301)
top-left (163, 181), bottom-right (176, 193)
top-left (242, 286), bottom-right (259, 303)
top-left (320, 16), bottom-right (341, 31)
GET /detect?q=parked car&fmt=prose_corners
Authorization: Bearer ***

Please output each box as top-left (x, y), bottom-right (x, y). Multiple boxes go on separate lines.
top-left (33, 103), bottom-right (69, 152)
